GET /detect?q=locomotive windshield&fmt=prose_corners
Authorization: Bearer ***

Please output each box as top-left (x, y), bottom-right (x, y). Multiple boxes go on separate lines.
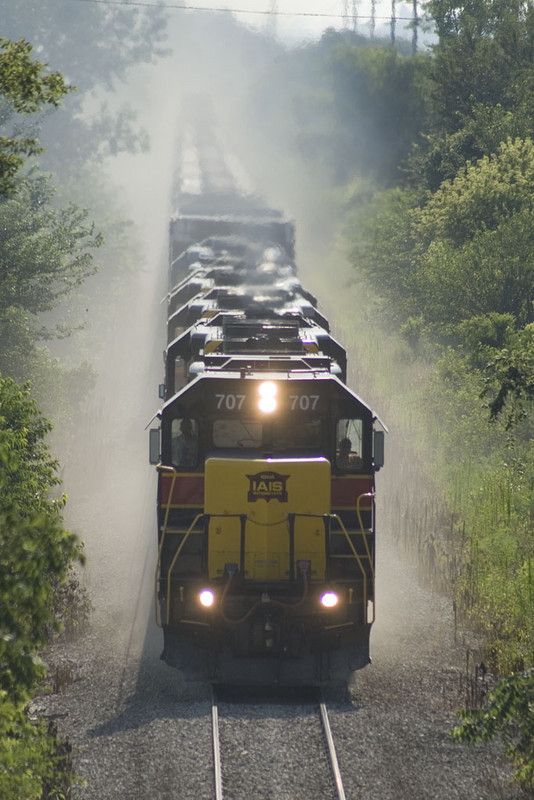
top-left (272, 419), bottom-right (322, 449)
top-left (213, 419), bottom-right (262, 448)
top-left (212, 417), bottom-right (322, 451)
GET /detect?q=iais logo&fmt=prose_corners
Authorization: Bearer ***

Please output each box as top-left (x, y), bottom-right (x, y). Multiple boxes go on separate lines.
top-left (246, 471), bottom-right (290, 503)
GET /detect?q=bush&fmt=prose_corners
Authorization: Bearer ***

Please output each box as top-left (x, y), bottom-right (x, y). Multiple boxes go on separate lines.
top-left (453, 670), bottom-right (534, 789)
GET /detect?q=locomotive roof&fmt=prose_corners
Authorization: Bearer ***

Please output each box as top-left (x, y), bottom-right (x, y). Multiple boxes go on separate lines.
top-left (160, 370), bottom-right (382, 424)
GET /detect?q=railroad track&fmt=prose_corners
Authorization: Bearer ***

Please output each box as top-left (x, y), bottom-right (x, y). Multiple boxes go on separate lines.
top-left (210, 686), bottom-right (347, 800)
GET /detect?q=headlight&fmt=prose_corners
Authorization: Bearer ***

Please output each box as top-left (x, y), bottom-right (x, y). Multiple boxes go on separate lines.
top-left (257, 381), bottom-right (277, 413)
top-left (320, 591), bottom-right (339, 608)
top-left (199, 589), bottom-right (215, 607)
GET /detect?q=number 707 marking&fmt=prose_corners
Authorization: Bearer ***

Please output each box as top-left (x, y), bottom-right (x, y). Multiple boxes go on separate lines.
top-left (215, 393), bottom-right (245, 410)
top-left (290, 394), bottom-right (319, 411)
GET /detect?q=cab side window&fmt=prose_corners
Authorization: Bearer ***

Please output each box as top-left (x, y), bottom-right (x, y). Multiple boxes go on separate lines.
top-left (336, 419), bottom-right (363, 470)
top-left (171, 418), bottom-right (199, 468)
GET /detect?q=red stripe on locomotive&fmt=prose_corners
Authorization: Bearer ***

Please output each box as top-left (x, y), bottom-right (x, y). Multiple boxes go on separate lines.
top-left (161, 473), bottom-right (372, 509)
top-left (160, 473), bottom-right (204, 505)
top-left (331, 475), bottom-right (373, 508)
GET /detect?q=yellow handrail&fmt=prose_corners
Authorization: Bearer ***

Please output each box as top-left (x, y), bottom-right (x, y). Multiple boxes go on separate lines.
top-left (154, 465), bottom-right (178, 627)
top-left (330, 511), bottom-right (375, 624)
top-left (356, 491), bottom-right (375, 577)
top-left (162, 513), bottom-right (204, 626)
top-left (159, 464), bottom-right (179, 541)
top-left (157, 502), bottom-right (376, 626)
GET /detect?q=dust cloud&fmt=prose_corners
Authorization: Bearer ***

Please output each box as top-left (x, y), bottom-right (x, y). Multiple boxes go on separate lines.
top-left (58, 8), bottom-right (428, 682)
top-left (58, 12), bottom-right (282, 671)
top-left (61, 62), bottom-right (177, 663)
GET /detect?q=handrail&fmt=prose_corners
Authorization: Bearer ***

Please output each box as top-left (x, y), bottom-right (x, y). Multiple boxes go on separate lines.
top-left (158, 464), bottom-right (179, 543)
top-left (159, 505), bottom-right (376, 626)
top-left (162, 513), bottom-right (205, 626)
top-left (160, 512), bottom-right (244, 627)
top-left (154, 464), bottom-right (179, 627)
top-left (329, 511), bottom-right (375, 624)
top-left (356, 492), bottom-right (375, 571)
top-left (155, 464), bottom-right (204, 627)
top-left (329, 514), bottom-right (368, 613)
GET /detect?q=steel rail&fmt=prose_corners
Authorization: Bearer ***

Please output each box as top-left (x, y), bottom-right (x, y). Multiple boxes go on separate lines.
top-left (211, 687), bottom-right (224, 800)
top-left (319, 690), bottom-right (347, 800)
top-left (210, 687), bottom-right (345, 800)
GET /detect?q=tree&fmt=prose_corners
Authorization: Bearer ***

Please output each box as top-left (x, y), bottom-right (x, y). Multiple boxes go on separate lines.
top-left (0, 376), bottom-right (83, 698)
top-left (407, 138), bottom-right (534, 333)
top-left (1, 0), bottom-right (168, 93)
top-left (482, 324), bottom-right (534, 428)
top-left (413, 0), bottom-right (534, 188)
top-left (347, 185), bottom-right (419, 324)
top-left (0, 37), bottom-right (71, 195)
top-left (0, 382), bottom-right (81, 795)
top-left (1, 1), bottom-right (168, 170)
top-left (426, 0), bottom-right (534, 122)
top-left (453, 670), bottom-right (534, 789)
top-left (0, 169), bottom-right (103, 409)
top-left (0, 693), bottom-right (73, 800)
top-left (0, 38), bottom-right (103, 411)
top-left (326, 40), bottom-right (429, 183)
top-left (0, 172), bottom-right (102, 319)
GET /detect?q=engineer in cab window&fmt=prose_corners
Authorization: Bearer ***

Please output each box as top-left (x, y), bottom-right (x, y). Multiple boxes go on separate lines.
top-left (336, 436), bottom-right (363, 470)
top-left (172, 418), bottom-right (198, 468)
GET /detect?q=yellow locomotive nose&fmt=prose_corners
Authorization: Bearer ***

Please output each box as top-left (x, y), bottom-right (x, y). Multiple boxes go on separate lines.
top-left (205, 456), bottom-right (330, 582)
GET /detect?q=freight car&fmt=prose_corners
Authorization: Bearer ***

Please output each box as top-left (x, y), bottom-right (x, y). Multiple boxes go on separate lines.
top-left (149, 195), bottom-right (385, 686)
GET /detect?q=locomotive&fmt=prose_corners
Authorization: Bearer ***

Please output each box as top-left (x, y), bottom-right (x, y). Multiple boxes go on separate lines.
top-left (149, 193), bottom-right (385, 686)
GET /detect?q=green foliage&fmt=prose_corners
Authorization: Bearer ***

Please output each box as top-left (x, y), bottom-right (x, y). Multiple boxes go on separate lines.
top-left (0, 376), bottom-right (83, 698)
top-left (0, 377), bottom-right (60, 511)
top-left (483, 324), bottom-right (534, 428)
top-left (0, 691), bottom-right (75, 800)
top-left (427, 0), bottom-right (534, 122)
top-left (0, 306), bottom-right (96, 424)
top-left (451, 458), bottom-right (534, 672)
top-left (347, 185), bottom-right (419, 323)
top-left (0, 171), bottom-right (102, 320)
top-left (416, 346), bottom-right (534, 673)
top-left (410, 102), bottom-right (534, 190)
top-left (1, 0), bottom-right (168, 93)
top-left (244, 31), bottom-right (429, 188)
top-left (0, 37), bottom-right (70, 113)
top-left (0, 37), bottom-right (72, 196)
top-left (423, 347), bottom-right (505, 463)
top-left (413, 137), bottom-right (534, 249)
top-left (456, 313), bottom-right (516, 368)
top-left (325, 42), bottom-right (429, 183)
top-left (418, 0), bottom-right (534, 187)
top-left (354, 138), bottom-right (534, 340)
top-left (409, 136), bottom-right (534, 330)
top-left (0, 170), bottom-right (102, 414)
top-left (1, 1), bottom-right (168, 171)
top-left (453, 670), bottom-right (534, 788)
